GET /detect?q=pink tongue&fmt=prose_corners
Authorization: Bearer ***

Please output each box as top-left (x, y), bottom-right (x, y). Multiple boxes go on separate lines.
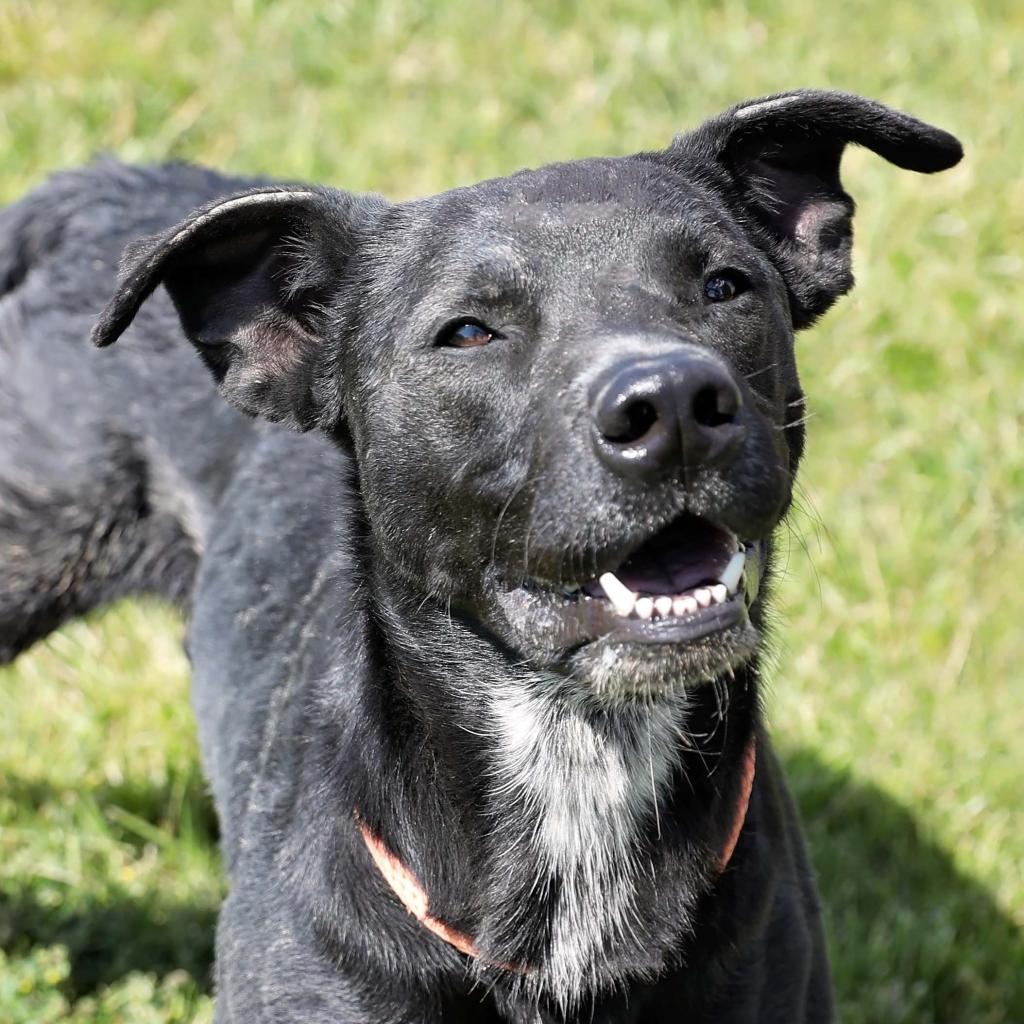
top-left (615, 516), bottom-right (735, 596)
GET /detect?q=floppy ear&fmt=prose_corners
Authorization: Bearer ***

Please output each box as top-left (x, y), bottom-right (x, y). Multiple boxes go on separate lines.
top-left (674, 90), bottom-right (963, 327)
top-left (92, 185), bottom-right (384, 430)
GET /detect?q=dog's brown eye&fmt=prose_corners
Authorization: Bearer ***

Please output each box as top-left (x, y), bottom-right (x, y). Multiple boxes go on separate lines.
top-left (704, 272), bottom-right (748, 303)
top-left (437, 320), bottom-right (496, 348)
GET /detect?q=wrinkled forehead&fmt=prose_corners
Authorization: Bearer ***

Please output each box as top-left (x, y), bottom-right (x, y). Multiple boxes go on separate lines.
top-left (392, 157), bottom-right (749, 297)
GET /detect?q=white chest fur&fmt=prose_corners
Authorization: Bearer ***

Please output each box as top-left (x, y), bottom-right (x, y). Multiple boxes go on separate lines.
top-left (488, 680), bottom-right (688, 1003)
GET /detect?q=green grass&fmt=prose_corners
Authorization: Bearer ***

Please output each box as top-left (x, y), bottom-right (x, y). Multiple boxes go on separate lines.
top-left (1, 0), bottom-right (1021, 1020)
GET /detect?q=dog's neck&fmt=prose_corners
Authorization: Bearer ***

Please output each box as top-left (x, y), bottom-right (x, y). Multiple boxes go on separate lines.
top-left (331, 574), bottom-right (760, 1010)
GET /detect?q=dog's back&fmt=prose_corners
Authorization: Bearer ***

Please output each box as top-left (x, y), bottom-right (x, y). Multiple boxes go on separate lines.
top-left (0, 161), bottom-right (264, 661)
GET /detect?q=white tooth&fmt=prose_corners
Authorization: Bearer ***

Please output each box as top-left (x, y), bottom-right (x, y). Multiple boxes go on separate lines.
top-left (695, 587), bottom-right (712, 608)
top-left (654, 596), bottom-right (673, 618)
top-left (719, 550), bottom-right (746, 594)
top-left (599, 572), bottom-right (637, 617)
top-left (634, 597), bottom-right (654, 619)
top-left (673, 595), bottom-right (698, 616)
top-left (710, 583), bottom-right (728, 604)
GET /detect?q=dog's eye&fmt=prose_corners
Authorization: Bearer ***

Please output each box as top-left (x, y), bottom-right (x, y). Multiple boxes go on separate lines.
top-left (436, 320), bottom-right (496, 349)
top-left (704, 271), bottom-right (749, 303)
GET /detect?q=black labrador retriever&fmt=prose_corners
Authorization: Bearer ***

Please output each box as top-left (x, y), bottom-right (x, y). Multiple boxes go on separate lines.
top-left (0, 91), bottom-right (961, 1022)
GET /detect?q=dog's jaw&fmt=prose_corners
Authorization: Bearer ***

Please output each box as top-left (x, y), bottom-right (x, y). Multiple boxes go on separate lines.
top-left (490, 517), bottom-right (770, 698)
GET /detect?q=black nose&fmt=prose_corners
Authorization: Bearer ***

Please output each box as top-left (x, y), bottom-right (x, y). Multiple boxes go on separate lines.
top-left (590, 348), bottom-right (746, 481)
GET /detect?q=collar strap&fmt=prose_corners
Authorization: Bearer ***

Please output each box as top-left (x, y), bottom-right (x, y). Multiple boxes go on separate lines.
top-left (358, 814), bottom-right (488, 961)
top-left (717, 734), bottom-right (756, 873)
top-left (358, 736), bottom-right (756, 967)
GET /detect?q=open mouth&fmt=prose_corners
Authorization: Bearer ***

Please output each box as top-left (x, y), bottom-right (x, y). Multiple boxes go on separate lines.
top-left (511, 513), bottom-right (763, 648)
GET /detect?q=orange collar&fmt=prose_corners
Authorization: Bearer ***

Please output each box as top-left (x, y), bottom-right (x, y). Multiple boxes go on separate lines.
top-left (716, 735), bottom-right (757, 873)
top-left (358, 816), bottom-right (492, 962)
top-left (358, 737), bottom-right (756, 967)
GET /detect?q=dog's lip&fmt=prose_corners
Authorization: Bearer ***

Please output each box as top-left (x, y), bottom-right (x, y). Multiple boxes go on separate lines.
top-left (549, 585), bottom-right (748, 646)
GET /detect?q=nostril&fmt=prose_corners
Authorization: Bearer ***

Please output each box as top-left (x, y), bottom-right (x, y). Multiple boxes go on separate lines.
top-left (604, 399), bottom-right (659, 444)
top-left (692, 384), bottom-right (738, 428)
top-left (590, 350), bottom-right (745, 479)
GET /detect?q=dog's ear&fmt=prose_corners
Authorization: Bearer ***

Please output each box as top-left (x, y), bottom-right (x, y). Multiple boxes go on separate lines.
top-left (671, 90), bottom-right (962, 327)
top-left (92, 186), bottom-right (385, 430)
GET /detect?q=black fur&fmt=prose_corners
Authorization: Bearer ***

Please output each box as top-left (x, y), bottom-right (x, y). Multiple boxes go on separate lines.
top-left (0, 91), bottom-right (961, 1022)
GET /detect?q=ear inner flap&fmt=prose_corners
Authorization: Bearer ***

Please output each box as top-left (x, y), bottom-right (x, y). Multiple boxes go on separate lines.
top-left (91, 189), bottom-right (319, 351)
top-left (89, 184), bottom-right (376, 431)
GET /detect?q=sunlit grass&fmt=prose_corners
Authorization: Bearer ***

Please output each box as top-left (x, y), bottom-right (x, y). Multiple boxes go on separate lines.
top-left (2, 0), bottom-right (1022, 1020)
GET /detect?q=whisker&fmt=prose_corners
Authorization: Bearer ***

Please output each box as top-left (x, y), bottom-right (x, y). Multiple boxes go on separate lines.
top-left (774, 412), bottom-right (817, 431)
top-left (490, 482), bottom-right (526, 568)
top-left (791, 479), bottom-right (835, 554)
top-left (743, 361), bottom-right (778, 382)
top-left (646, 705), bottom-right (662, 841)
top-left (778, 511), bottom-right (824, 608)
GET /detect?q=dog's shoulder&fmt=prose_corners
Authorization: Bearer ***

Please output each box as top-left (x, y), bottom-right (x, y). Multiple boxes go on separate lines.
top-left (188, 428), bottom-right (355, 856)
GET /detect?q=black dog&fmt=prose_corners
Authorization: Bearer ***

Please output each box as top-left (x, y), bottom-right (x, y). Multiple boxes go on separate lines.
top-left (0, 91), bottom-right (961, 1022)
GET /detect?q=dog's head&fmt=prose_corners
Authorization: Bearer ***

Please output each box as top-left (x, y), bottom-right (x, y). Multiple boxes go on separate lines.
top-left (95, 90), bottom-right (961, 699)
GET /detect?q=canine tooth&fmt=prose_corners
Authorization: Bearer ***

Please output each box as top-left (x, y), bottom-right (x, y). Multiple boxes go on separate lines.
top-left (598, 572), bottom-right (637, 616)
top-left (719, 550), bottom-right (746, 594)
top-left (710, 583), bottom-right (727, 604)
top-left (695, 587), bottom-right (712, 608)
top-left (634, 597), bottom-right (654, 619)
top-left (654, 596), bottom-right (673, 618)
top-left (744, 543), bottom-right (762, 603)
top-left (673, 595), bottom-right (698, 616)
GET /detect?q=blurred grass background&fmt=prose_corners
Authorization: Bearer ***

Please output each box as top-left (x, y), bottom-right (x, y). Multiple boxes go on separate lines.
top-left (0, 0), bottom-right (1021, 1020)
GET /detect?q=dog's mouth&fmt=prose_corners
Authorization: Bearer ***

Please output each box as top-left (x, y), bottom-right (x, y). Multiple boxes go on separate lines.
top-left (500, 513), bottom-right (763, 652)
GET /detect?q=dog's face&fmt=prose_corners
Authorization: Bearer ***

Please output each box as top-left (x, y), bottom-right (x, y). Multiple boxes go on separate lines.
top-left (95, 90), bottom-right (961, 699)
top-left (349, 158), bottom-right (796, 694)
